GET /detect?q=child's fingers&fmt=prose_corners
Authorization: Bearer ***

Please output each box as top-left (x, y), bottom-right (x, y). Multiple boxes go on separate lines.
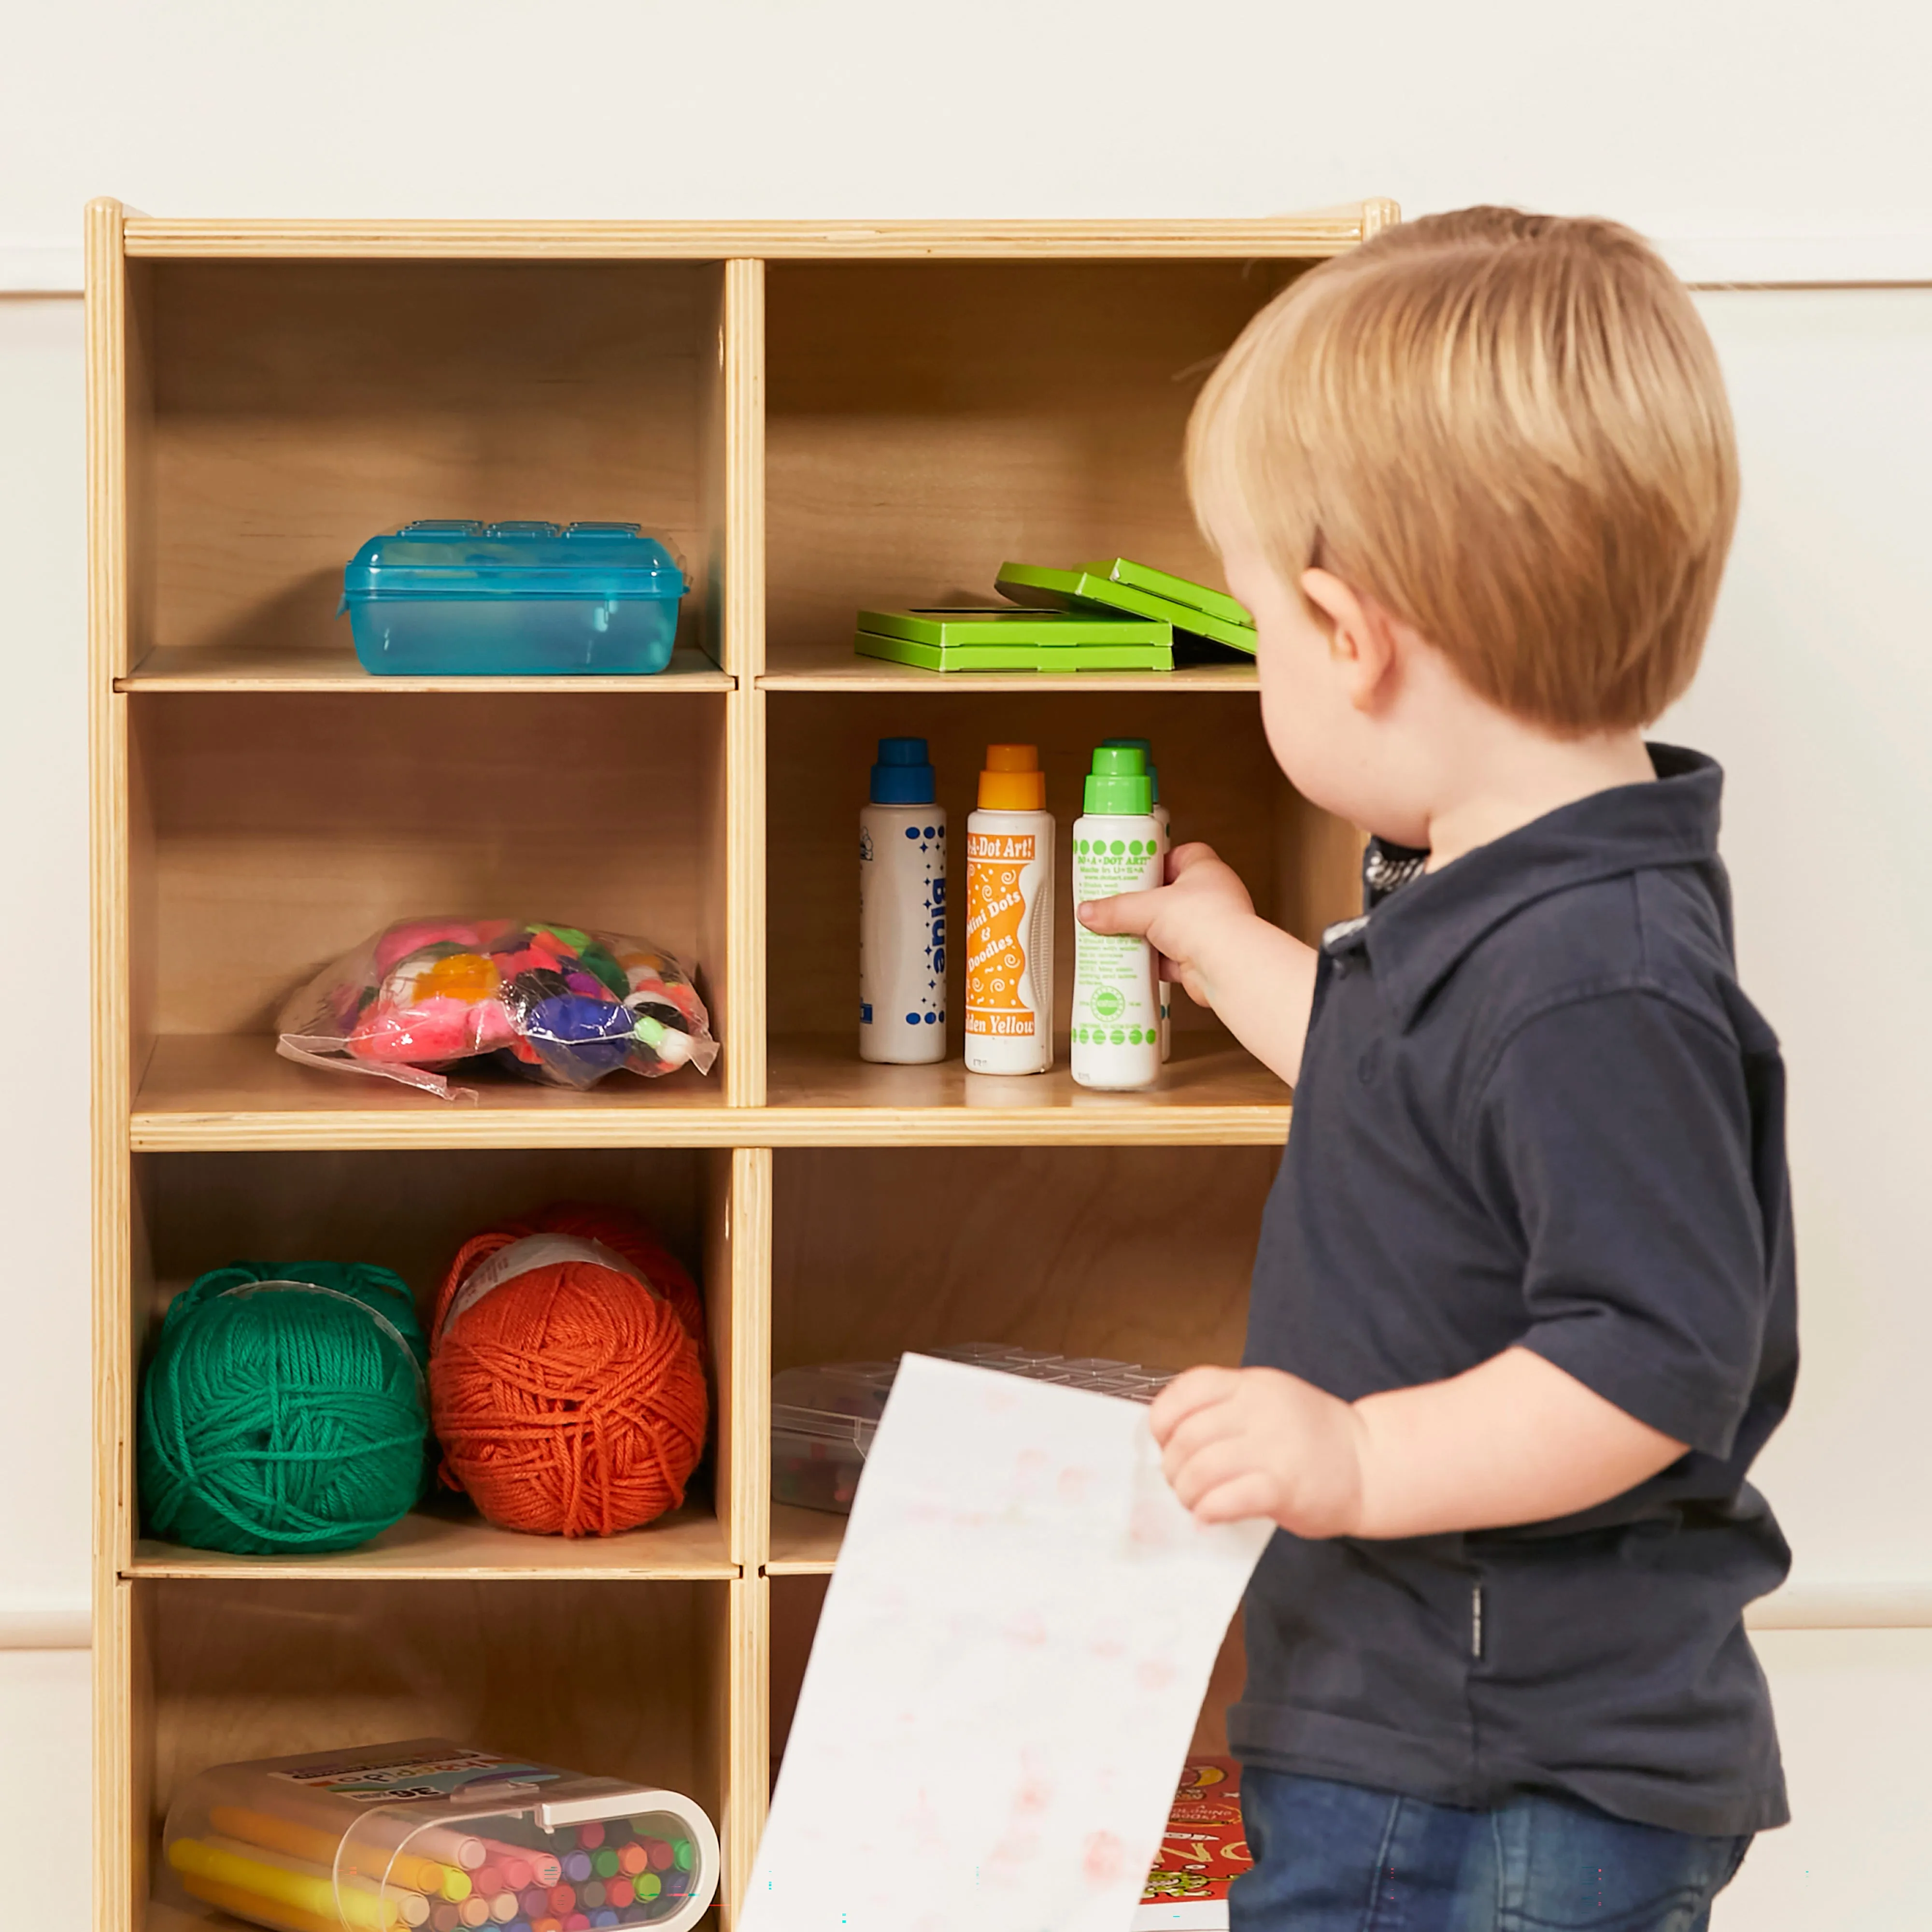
top-left (1158, 1390), bottom-right (1249, 1467)
top-left (1076, 886), bottom-right (1162, 938)
top-left (1163, 1427), bottom-right (1262, 1509)
top-left (1189, 1470), bottom-right (1283, 1527)
top-left (1148, 1364), bottom-right (1241, 1443)
top-left (1165, 842), bottom-right (1222, 878)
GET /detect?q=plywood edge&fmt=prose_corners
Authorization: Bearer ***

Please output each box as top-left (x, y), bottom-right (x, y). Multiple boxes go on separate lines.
top-left (121, 214), bottom-right (1382, 260)
top-left (128, 1104), bottom-right (1292, 1151)
top-left (1358, 197), bottom-right (1402, 240)
top-left (723, 260), bottom-right (766, 682)
top-left (87, 193), bottom-right (136, 1932)
top-left (127, 1108), bottom-right (753, 1153)
top-left (724, 1574), bottom-right (769, 1927)
top-left (729, 1151), bottom-right (773, 1572)
top-left (123, 1554), bottom-right (739, 1581)
top-left (721, 260), bottom-right (767, 1106)
top-left (751, 1107), bottom-right (1295, 1147)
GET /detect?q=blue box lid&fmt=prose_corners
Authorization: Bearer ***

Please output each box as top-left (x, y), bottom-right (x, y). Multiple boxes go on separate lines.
top-left (341, 520), bottom-right (687, 603)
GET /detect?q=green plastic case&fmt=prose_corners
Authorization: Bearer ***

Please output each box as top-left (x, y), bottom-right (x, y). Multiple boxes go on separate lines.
top-left (856, 607), bottom-right (1167, 647)
top-left (855, 630), bottom-right (1174, 672)
top-left (994, 562), bottom-right (1258, 655)
top-left (1085, 557), bottom-right (1255, 629)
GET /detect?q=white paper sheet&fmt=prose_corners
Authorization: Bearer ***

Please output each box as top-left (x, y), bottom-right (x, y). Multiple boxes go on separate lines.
top-left (744, 1355), bottom-right (1272, 1932)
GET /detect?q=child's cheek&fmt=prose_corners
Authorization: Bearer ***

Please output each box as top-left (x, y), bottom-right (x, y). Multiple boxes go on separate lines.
top-left (1257, 642), bottom-right (1327, 790)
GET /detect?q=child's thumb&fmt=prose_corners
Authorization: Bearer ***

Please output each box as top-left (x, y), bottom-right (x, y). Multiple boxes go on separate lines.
top-left (1077, 889), bottom-right (1155, 937)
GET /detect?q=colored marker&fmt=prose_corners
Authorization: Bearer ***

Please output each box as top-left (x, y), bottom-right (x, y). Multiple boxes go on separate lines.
top-left (488, 1889), bottom-right (519, 1924)
top-left (565, 1915), bottom-right (591, 1931)
top-left (182, 1871), bottom-right (346, 1932)
top-left (520, 1886), bottom-right (550, 1918)
top-left (210, 1806), bottom-right (471, 1905)
top-left (483, 1839), bottom-right (561, 1887)
top-left (564, 1851), bottom-right (593, 1884)
top-left (203, 1832), bottom-right (432, 1928)
top-left (672, 1839), bottom-right (693, 1874)
top-left (615, 1843), bottom-right (645, 1877)
top-left (606, 1877), bottom-right (634, 1909)
top-left (170, 1838), bottom-right (404, 1932)
top-left (634, 1873), bottom-right (663, 1903)
top-left (264, 1792), bottom-right (486, 1876)
top-left (459, 1897), bottom-right (492, 1928)
top-left (577, 1822), bottom-right (605, 1850)
top-left (548, 1884), bottom-right (577, 1916)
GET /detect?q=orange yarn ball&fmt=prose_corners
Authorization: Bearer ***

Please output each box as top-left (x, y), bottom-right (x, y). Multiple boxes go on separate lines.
top-left (430, 1203), bottom-right (709, 1537)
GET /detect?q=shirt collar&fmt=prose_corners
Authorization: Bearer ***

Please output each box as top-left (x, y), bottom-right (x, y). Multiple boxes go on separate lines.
top-left (1322, 743), bottom-right (1724, 1031)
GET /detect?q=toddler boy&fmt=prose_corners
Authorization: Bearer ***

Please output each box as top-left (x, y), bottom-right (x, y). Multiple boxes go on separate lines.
top-left (1080, 209), bottom-right (1794, 1930)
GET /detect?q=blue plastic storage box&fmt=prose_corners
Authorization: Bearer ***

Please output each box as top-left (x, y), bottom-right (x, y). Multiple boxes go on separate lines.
top-left (339, 520), bottom-right (688, 675)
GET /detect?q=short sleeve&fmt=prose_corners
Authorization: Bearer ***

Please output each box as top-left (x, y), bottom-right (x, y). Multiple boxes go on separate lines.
top-left (1470, 989), bottom-right (1770, 1458)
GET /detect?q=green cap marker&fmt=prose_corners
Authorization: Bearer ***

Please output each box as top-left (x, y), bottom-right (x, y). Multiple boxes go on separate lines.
top-left (1102, 737), bottom-right (1160, 805)
top-left (1084, 744), bottom-right (1153, 815)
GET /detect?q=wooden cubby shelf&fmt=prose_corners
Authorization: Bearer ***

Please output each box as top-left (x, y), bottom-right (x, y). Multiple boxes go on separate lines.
top-left (119, 639), bottom-right (734, 693)
top-left (128, 1501), bottom-right (736, 1582)
top-left (90, 201), bottom-right (1392, 1932)
top-left (766, 1506), bottom-right (845, 1577)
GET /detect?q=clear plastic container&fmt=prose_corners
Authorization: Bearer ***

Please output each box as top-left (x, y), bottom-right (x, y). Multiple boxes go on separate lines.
top-left (772, 1348), bottom-right (1177, 1517)
top-left (339, 521), bottom-right (687, 676)
top-left (160, 1738), bottom-right (720, 1932)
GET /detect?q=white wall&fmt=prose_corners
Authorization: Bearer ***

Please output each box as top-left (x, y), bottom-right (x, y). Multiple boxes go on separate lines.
top-left (0, 291), bottom-right (92, 1892)
top-left (1674, 290), bottom-right (1932, 1600)
top-left (2, 0), bottom-right (1930, 288)
top-left (0, 6), bottom-right (1926, 1926)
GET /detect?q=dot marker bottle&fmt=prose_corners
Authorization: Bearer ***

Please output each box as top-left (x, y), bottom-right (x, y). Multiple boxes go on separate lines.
top-left (1103, 737), bottom-right (1172, 1062)
top-left (859, 737), bottom-right (946, 1064)
top-left (1072, 744), bottom-right (1162, 1092)
top-left (965, 743), bottom-right (1054, 1075)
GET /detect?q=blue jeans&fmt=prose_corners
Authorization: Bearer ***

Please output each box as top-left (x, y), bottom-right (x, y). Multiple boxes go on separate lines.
top-left (1232, 1770), bottom-right (1752, 1932)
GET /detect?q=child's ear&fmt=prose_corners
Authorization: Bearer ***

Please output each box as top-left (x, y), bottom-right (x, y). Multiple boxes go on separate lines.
top-left (1301, 568), bottom-right (1401, 712)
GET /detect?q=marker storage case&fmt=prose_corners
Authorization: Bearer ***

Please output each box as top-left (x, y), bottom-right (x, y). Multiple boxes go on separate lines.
top-left (772, 1347), bottom-right (1177, 1516)
top-left (339, 521), bottom-right (688, 676)
top-left (161, 1738), bottom-right (721, 1932)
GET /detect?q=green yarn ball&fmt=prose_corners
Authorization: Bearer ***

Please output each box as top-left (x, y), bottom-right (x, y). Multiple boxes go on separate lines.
top-left (139, 1261), bottom-right (431, 1556)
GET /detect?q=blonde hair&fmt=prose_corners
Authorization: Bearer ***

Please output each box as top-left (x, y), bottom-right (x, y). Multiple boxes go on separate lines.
top-left (1188, 207), bottom-right (1738, 733)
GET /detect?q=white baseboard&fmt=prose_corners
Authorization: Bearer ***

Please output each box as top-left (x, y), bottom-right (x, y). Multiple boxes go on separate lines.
top-left (0, 242), bottom-right (85, 294)
top-left (0, 1595), bottom-right (89, 1650)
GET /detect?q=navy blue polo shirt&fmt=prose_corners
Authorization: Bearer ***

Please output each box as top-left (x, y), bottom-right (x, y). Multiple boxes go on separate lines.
top-left (1235, 745), bottom-right (1796, 1838)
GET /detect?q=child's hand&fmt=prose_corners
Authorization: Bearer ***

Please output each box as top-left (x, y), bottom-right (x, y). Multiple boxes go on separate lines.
top-left (1150, 1364), bottom-right (1366, 1537)
top-left (1076, 842), bottom-right (1256, 1013)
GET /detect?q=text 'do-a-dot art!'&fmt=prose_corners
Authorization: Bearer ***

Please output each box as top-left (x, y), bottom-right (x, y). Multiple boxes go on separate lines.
top-left (743, 1355), bottom-right (1271, 1932)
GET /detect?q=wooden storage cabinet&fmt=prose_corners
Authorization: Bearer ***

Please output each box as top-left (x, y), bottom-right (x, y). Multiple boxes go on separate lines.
top-left (91, 202), bottom-right (1392, 1932)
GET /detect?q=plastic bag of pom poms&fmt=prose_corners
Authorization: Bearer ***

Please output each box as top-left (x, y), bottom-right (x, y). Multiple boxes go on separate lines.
top-left (276, 917), bottom-right (719, 1099)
